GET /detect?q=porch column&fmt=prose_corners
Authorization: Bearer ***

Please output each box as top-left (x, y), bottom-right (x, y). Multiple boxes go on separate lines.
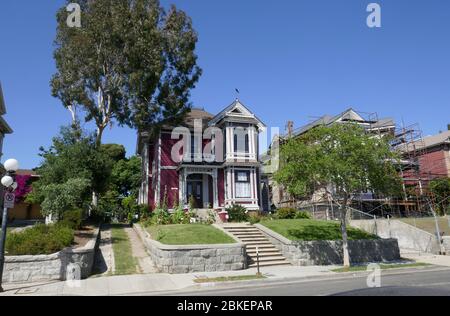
top-left (213, 169), bottom-right (219, 209)
top-left (179, 169), bottom-right (183, 207)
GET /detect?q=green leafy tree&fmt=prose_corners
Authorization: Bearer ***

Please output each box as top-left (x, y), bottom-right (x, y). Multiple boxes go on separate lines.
top-left (51, 0), bottom-right (202, 146)
top-left (429, 178), bottom-right (450, 215)
top-left (39, 178), bottom-right (91, 220)
top-left (275, 124), bottom-right (401, 267)
top-left (27, 126), bottom-right (114, 218)
top-left (98, 156), bottom-right (142, 222)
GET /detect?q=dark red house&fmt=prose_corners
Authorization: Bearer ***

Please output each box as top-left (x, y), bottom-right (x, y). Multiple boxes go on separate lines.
top-left (137, 100), bottom-right (266, 211)
top-left (400, 130), bottom-right (450, 194)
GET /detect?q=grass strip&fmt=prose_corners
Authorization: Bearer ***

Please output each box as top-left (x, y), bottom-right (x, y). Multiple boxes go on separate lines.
top-left (194, 274), bottom-right (266, 283)
top-left (332, 262), bottom-right (431, 273)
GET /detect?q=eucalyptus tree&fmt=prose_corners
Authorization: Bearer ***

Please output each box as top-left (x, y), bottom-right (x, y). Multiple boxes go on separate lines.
top-left (51, 0), bottom-right (202, 146)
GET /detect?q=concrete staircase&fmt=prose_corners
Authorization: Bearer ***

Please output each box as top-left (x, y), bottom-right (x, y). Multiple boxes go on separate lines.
top-left (223, 224), bottom-right (291, 268)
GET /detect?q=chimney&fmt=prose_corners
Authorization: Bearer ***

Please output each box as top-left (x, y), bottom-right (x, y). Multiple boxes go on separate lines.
top-left (286, 121), bottom-right (294, 137)
top-left (447, 124), bottom-right (450, 131)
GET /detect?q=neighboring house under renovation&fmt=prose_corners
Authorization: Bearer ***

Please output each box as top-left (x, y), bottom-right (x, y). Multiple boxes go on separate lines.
top-left (263, 108), bottom-right (396, 209)
top-left (398, 129), bottom-right (450, 194)
top-left (137, 100), bottom-right (266, 211)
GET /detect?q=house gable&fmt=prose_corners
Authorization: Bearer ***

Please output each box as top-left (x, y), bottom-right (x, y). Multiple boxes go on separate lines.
top-left (209, 100), bottom-right (266, 131)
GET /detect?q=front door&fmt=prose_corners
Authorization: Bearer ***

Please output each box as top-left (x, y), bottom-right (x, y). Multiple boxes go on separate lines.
top-left (187, 181), bottom-right (203, 208)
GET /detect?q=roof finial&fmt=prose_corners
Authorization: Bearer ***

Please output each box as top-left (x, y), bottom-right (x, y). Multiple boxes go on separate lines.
top-left (235, 88), bottom-right (240, 101)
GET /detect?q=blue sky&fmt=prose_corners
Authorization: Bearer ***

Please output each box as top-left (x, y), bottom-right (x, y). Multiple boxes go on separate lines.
top-left (1, 0), bottom-right (449, 169)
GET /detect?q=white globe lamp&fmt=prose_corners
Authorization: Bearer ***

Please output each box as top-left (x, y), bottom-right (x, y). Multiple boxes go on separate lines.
top-left (4, 159), bottom-right (19, 173)
top-left (1, 176), bottom-right (14, 188)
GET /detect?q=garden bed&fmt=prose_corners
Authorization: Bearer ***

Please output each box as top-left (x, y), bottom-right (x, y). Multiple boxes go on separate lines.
top-left (146, 224), bottom-right (236, 245)
top-left (74, 226), bottom-right (97, 248)
top-left (3, 225), bottom-right (101, 283)
top-left (255, 223), bottom-right (400, 266)
top-left (261, 219), bottom-right (377, 241)
top-left (134, 224), bottom-right (247, 274)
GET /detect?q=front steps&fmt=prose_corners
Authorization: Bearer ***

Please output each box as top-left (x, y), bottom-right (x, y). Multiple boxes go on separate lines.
top-left (223, 224), bottom-right (291, 268)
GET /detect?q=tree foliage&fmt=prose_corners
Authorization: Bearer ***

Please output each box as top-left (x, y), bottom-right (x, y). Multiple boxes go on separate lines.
top-left (51, 0), bottom-right (202, 145)
top-left (275, 124), bottom-right (401, 199)
top-left (26, 126), bottom-right (114, 217)
top-left (275, 124), bottom-right (401, 266)
top-left (429, 178), bottom-right (450, 215)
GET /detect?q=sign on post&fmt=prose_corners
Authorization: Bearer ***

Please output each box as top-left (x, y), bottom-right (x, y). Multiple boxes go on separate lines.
top-left (4, 193), bottom-right (15, 209)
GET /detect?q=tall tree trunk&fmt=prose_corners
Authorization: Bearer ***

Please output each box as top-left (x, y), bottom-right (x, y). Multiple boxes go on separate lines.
top-left (340, 196), bottom-right (351, 268)
top-left (96, 125), bottom-right (105, 149)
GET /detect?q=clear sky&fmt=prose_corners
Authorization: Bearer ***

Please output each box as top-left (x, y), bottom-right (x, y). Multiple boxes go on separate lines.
top-left (1, 0), bottom-right (449, 169)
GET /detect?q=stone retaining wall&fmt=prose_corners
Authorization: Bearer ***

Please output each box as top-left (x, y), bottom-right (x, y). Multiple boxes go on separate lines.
top-left (133, 224), bottom-right (247, 274)
top-left (442, 237), bottom-right (450, 254)
top-left (255, 224), bottom-right (401, 266)
top-left (3, 227), bottom-right (101, 283)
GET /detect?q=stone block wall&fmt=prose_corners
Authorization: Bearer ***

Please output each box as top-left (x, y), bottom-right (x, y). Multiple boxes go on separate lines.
top-left (133, 224), bottom-right (247, 273)
top-left (3, 227), bottom-right (101, 283)
top-left (255, 224), bottom-right (401, 266)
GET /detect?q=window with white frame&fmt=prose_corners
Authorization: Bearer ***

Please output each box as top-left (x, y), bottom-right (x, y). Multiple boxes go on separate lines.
top-left (235, 171), bottom-right (251, 198)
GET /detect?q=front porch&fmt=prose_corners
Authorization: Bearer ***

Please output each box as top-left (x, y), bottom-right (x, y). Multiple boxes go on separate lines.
top-left (179, 166), bottom-right (220, 209)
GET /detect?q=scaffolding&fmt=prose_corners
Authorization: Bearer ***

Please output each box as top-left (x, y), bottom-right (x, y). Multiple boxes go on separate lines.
top-left (276, 109), bottom-right (444, 219)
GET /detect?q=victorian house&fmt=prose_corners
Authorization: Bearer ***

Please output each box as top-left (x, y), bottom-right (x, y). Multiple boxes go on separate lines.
top-left (137, 100), bottom-right (266, 211)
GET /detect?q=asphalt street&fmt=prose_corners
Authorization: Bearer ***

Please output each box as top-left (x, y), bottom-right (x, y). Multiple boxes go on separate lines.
top-left (161, 266), bottom-right (450, 296)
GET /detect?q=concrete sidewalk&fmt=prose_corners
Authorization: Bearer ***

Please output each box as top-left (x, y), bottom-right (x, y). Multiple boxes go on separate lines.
top-left (0, 265), bottom-right (339, 296)
top-left (403, 253), bottom-right (450, 267)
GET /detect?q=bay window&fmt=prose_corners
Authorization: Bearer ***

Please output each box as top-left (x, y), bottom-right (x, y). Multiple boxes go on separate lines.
top-left (235, 171), bottom-right (251, 198)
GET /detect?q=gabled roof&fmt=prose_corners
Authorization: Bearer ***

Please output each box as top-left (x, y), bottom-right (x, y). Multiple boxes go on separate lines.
top-left (399, 130), bottom-right (450, 152)
top-left (292, 108), bottom-right (395, 137)
top-left (0, 82), bottom-right (6, 115)
top-left (183, 108), bottom-right (214, 129)
top-left (209, 99), bottom-right (266, 131)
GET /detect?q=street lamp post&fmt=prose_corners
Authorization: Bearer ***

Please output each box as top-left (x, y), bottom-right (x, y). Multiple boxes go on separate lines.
top-left (0, 158), bottom-right (19, 292)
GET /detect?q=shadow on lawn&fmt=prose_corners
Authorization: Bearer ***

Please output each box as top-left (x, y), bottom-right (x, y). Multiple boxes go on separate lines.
top-left (287, 224), bottom-right (376, 241)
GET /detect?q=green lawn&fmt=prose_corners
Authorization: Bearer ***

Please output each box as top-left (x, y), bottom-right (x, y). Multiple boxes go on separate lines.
top-left (111, 225), bottom-right (138, 275)
top-left (261, 219), bottom-right (377, 241)
top-left (400, 217), bottom-right (449, 235)
top-left (332, 262), bottom-right (430, 273)
top-left (147, 224), bottom-right (236, 245)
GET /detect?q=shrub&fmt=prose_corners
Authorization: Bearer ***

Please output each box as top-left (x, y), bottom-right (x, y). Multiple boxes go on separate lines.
top-left (295, 211), bottom-right (312, 220)
top-left (226, 204), bottom-right (249, 223)
top-left (189, 195), bottom-right (196, 211)
top-left (249, 212), bottom-right (264, 225)
top-left (171, 209), bottom-right (192, 225)
top-left (6, 224), bottom-right (74, 256)
top-left (276, 208), bottom-right (298, 219)
top-left (150, 208), bottom-right (171, 225)
top-left (59, 209), bottom-right (84, 230)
